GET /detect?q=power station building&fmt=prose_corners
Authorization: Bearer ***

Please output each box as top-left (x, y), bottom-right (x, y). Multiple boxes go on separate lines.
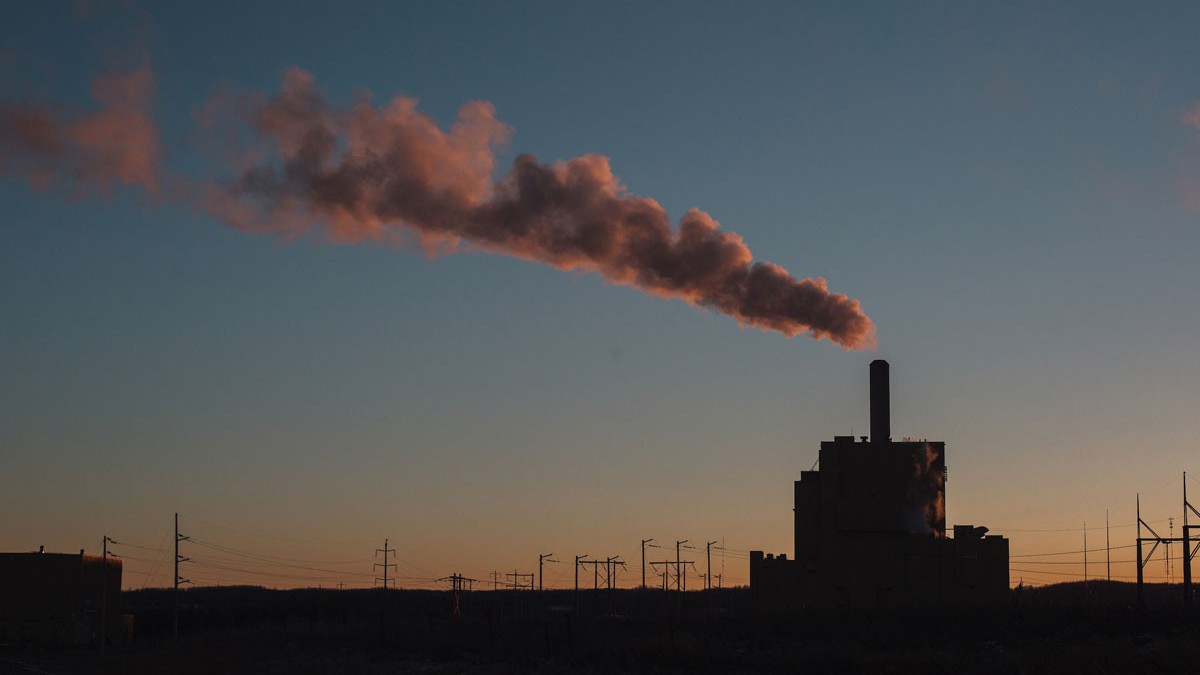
top-left (750, 361), bottom-right (1009, 609)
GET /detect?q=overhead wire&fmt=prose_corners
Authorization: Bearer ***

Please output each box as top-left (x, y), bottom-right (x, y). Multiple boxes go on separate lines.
top-left (995, 518), bottom-right (1168, 533)
top-left (137, 532), bottom-right (169, 589)
top-left (187, 536), bottom-right (371, 565)
top-left (180, 513), bottom-right (358, 547)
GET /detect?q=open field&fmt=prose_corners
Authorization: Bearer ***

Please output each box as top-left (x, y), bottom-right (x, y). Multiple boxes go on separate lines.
top-left (2, 583), bottom-right (1199, 674)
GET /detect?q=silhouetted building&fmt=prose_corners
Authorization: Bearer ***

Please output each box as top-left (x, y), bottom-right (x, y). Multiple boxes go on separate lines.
top-left (751, 361), bottom-right (1009, 609)
top-left (0, 549), bottom-right (128, 645)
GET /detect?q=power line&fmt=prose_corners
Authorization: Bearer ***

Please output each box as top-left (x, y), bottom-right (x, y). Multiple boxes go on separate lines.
top-left (187, 544), bottom-right (379, 577)
top-left (187, 537), bottom-right (371, 565)
top-left (179, 513), bottom-right (358, 547)
top-left (994, 518), bottom-right (1169, 533)
top-left (1011, 544), bottom-right (1136, 558)
top-left (138, 532), bottom-right (169, 589)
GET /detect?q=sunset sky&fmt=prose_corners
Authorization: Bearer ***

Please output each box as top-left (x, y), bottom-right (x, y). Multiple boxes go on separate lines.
top-left (4, 1), bottom-right (1200, 590)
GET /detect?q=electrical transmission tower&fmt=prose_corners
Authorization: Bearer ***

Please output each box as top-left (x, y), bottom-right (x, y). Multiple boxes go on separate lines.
top-left (578, 558), bottom-right (602, 589)
top-left (375, 538), bottom-right (397, 589)
top-left (1136, 473), bottom-right (1200, 607)
top-left (648, 559), bottom-right (694, 593)
top-left (576, 557), bottom-right (624, 590)
top-left (506, 570), bottom-right (534, 590)
top-left (1187, 474), bottom-right (1199, 607)
top-left (437, 574), bottom-right (477, 617)
top-left (605, 557), bottom-right (627, 589)
top-left (649, 561), bottom-right (671, 590)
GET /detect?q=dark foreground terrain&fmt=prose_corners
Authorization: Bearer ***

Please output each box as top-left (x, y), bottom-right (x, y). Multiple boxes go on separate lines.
top-left (2, 582), bottom-right (1198, 674)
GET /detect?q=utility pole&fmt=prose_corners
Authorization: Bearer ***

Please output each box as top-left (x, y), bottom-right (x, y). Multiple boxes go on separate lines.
top-left (1137, 494), bottom-right (1145, 606)
top-left (675, 540), bottom-right (687, 592)
top-left (1185, 471), bottom-right (1194, 607)
top-left (1083, 522), bottom-right (1087, 588)
top-left (100, 535), bottom-right (109, 656)
top-left (1168, 519), bottom-right (1175, 582)
top-left (375, 539), bottom-right (396, 589)
top-left (491, 570), bottom-right (501, 591)
top-left (574, 554), bottom-right (587, 613)
top-left (538, 553), bottom-right (557, 591)
top-left (1106, 509), bottom-right (1111, 583)
top-left (641, 539), bottom-right (654, 589)
top-left (705, 541), bottom-right (717, 590)
top-left (173, 512), bottom-right (189, 641)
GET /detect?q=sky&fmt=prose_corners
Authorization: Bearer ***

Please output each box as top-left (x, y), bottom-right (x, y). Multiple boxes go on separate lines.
top-left (3, 1), bottom-right (1200, 590)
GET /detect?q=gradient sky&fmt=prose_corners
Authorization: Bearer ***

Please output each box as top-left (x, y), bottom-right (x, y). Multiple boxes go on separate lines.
top-left (4, 1), bottom-right (1200, 590)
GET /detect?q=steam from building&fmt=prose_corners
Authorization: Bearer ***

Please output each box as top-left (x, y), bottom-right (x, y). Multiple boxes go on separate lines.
top-left (906, 442), bottom-right (947, 538)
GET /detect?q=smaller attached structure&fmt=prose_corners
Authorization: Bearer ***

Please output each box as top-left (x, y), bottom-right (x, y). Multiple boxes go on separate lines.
top-left (0, 550), bottom-right (125, 645)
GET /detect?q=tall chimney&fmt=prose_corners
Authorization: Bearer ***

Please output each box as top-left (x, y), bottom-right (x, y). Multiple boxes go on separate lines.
top-left (870, 359), bottom-right (890, 443)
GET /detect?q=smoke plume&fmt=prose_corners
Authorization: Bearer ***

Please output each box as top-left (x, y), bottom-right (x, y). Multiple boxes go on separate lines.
top-left (1184, 101), bottom-right (1200, 131)
top-left (1, 65), bottom-right (876, 349)
top-left (0, 64), bottom-right (160, 193)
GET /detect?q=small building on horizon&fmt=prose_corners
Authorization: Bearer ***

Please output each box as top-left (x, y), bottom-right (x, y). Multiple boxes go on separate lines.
top-left (0, 548), bottom-right (128, 645)
top-left (750, 360), bottom-right (1009, 610)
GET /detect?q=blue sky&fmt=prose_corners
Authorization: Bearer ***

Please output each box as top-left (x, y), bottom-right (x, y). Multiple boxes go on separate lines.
top-left (3, 1), bottom-right (1200, 588)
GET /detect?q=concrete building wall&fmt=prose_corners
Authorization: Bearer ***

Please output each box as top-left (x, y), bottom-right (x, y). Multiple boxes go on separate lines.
top-left (794, 472), bottom-right (821, 562)
top-left (816, 438), bottom-right (945, 539)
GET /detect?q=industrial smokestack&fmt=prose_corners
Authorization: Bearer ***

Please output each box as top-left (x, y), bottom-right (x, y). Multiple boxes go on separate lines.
top-left (870, 359), bottom-right (890, 443)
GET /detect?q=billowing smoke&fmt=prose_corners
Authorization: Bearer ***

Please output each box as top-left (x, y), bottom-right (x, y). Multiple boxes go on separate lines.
top-left (905, 443), bottom-right (946, 537)
top-left (1, 65), bottom-right (876, 349)
top-left (1184, 101), bottom-right (1200, 130)
top-left (0, 64), bottom-right (159, 193)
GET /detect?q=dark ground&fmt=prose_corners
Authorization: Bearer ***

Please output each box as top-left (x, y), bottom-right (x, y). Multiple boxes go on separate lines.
top-left (2, 582), bottom-right (1198, 674)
